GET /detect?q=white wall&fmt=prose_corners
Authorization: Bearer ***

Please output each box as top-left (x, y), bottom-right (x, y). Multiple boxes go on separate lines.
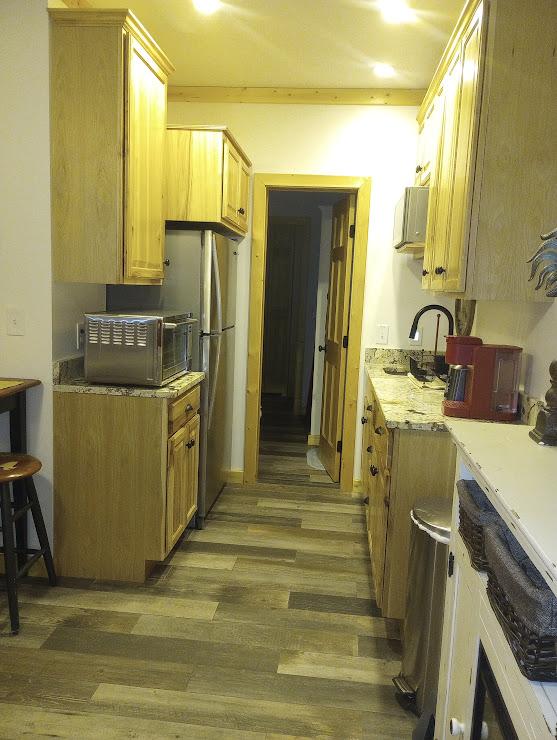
top-left (0, 0), bottom-right (54, 539)
top-left (52, 283), bottom-right (106, 360)
top-left (168, 102), bottom-right (454, 480)
top-left (474, 301), bottom-right (557, 401)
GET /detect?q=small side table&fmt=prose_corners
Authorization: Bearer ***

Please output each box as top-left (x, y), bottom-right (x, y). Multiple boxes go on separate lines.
top-left (0, 379), bottom-right (41, 567)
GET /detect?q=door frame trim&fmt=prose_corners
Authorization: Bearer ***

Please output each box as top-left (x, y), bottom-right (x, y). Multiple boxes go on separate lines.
top-left (244, 173), bottom-right (372, 492)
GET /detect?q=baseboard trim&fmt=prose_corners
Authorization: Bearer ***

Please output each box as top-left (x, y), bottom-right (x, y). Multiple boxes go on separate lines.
top-left (224, 469), bottom-right (244, 484)
top-left (307, 434), bottom-right (320, 446)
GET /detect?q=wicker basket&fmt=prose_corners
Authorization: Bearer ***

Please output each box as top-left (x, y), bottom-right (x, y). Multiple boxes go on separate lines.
top-left (457, 479), bottom-right (500, 571)
top-left (485, 526), bottom-right (557, 682)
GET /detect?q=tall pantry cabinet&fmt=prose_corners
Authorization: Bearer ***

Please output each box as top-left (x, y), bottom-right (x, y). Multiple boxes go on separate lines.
top-left (49, 10), bottom-right (174, 284)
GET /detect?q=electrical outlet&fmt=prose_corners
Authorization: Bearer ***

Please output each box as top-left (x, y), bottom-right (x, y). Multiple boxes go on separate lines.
top-left (410, 324), bottom-right (422, 346)
top-left (76, 322), bottom-right (85, 350)
top-left (376, 324), bottom-right (389, 345)
top-left (6, 307), bottom-right (25, 336)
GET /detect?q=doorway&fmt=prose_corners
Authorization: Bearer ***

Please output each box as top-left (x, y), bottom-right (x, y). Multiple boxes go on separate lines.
top-left (245, 174), bottom-right (371, 493)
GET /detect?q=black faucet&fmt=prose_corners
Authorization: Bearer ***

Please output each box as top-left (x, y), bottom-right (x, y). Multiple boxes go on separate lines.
top-left (409, 304), bottom-right (455, 340)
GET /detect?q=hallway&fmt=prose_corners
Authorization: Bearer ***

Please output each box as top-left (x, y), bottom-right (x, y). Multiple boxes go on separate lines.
top-left (259, 393), bottom-right (335, 486)
top-left (0, 473), bottom-right (416, 737)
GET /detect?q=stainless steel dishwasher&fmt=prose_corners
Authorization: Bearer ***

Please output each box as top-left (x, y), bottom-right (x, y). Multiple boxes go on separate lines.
top-left (393, 497), bottom-right (452, 737)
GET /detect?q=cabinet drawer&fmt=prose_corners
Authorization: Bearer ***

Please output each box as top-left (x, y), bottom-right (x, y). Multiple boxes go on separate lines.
top-left (168, 385), bottom-right (200, 435)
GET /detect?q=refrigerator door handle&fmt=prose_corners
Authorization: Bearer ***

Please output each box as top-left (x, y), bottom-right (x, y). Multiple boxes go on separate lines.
top-left (212, 233), bottom-right (224, 334)
top-left (208, 332), bottom-right (222, 428)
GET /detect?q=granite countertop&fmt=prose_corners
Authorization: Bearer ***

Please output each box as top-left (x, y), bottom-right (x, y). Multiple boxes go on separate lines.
top-left (53, 371), bottom-right (205, 399)
top-left (365, 363), bottom-right (447, 432)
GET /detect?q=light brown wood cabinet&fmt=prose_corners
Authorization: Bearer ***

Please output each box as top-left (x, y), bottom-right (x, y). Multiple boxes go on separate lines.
top-left (165, 126), bottom-right (252, 238)
top-left (166, 414), bottom-right (200, 552)
top-left (420, 0), bottom-right (557, 300)
top-left (53, 381), bottom-right (202, 583)
top-left (50, 10), bottom-right (174, 284)
top-left (361, 374), bottom-right (456, 619)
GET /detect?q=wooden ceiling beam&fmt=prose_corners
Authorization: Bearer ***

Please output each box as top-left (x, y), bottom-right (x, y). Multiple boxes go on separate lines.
top-left (167, 86), bottom-right (426, 106)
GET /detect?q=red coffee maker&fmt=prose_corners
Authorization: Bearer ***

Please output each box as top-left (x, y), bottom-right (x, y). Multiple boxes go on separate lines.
top-left (443, 336), bottom-right (522, 421)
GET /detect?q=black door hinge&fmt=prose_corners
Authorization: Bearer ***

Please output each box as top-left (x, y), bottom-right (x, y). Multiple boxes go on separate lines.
top-left (349, 224), bottom-right (355, 239)
top-left (342, 335), bottom-right (349, 349)
top-left (337, 440), bottom-right (342, 453)
top-left (448, 551), bottom-right (454, 577)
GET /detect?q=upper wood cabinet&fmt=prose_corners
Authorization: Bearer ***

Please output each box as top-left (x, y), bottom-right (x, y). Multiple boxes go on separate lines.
top-left (165, 126), bottom-right (252, 238)
top-left (50, 10), bottom-right (174, 284)
top-left (420, 0), bottom-right (557, 300)
top-left (414, 91), bottom-right (443, 187)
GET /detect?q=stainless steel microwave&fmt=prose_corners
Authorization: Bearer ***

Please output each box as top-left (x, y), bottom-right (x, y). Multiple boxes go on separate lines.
top-left (84, 311), bottom-right (196, 387)
top-left (393, 186), bottom-right (429, 251)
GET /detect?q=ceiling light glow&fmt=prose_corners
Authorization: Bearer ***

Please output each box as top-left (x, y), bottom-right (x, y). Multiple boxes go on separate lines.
top-left (373, 62), bottom-right (396, 78)
top-left (193, 0), bottom-right (221, 15)
top-left (377, 0), bottom-right (417, 24)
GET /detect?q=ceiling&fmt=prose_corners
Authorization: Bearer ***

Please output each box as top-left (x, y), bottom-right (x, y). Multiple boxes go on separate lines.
top-left (85, 0), bottom-right (465, 88)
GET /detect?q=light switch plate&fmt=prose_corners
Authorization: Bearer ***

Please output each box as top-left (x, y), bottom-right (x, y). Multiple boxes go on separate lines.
top-left (6, 307), bottom-right (25, 336)
top-left (376, 324), bottom-right (389, 345)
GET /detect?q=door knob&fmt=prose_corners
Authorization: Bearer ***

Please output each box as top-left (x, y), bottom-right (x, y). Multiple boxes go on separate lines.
top-left (164, 258), bottom-right (170, 266)
top-left (318, 344), bottom-right (327, 352)
top-left (361, 416), bottom-right (368, 425)
top-left (237, 207), bottom-right (245, 215)
top-left (422, 269), bottom-right (429, 277)
top-left (416, 165), bottom-right (423, 174)
top-left (435, 266), bottom-right (446, 275)
top-left (366, 445), bottom-right (373, 453)
top-left (370, 465), bottom-right (379, 476)
top-left (187, 439), bottom-right (196, 449)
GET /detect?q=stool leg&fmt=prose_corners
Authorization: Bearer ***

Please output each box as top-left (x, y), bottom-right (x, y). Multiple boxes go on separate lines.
top-left (0, 483), bottom-right (20, 634)
top-left (25, 478), bottom-right (56, 586)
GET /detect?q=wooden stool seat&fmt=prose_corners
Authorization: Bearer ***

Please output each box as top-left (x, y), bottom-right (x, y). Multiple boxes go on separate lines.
top-left (0, 454), bottom-right (42, 482)
top-left (0, 452), bottom-right (55, 634)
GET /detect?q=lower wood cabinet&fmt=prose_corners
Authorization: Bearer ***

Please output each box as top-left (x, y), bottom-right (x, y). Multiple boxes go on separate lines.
top-left (361, 374), bottom-right (456, 619)
top-left (53, 382), bottom-right (202, 582)
top-left (166, 415), bottom-right (199, 552)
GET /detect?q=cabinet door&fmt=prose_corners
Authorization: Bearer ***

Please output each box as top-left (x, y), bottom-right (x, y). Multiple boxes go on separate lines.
top-left (222, 138), bottom-right (241, 226)
top-left (166, 425), bottom-right (189, 552)
top-left (369, 461), bottom-right (389, 609)
top-left (125, 34), bottom-right (166, 282)
top-left (444, 5), bottom-right (484, 293)
top-left (237, 160), bottom-right (250, 232)
top-left (425, 50), bottom-right (463, 291)
top-left (443, 562), bottom-right (480, 739)
top-left (185, 414), bottom-right (200, 523)
top-left (416, 95), bottom-right (441, 186)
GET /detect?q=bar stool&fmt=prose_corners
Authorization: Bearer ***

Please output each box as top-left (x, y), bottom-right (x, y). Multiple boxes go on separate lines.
top-left (0, 453), bottom-right (56, 634)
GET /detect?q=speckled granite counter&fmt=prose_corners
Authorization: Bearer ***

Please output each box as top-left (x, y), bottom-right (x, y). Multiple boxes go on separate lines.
top-left (365, 363), bottom-right (447, 432)
top-left (53, 371), bottom-right (205, 399)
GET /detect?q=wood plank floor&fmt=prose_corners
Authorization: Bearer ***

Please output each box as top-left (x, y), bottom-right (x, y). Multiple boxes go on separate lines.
top-left (0, 473), bottom-right (416, 737)
top-left (259, 394), bottom-right (335, 487)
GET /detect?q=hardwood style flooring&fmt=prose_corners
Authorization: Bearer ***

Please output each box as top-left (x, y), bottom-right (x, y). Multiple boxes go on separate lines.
top-left (0, 463), bottom-right (416, 737)
top-left (259, 393), bottom-right (334, 487)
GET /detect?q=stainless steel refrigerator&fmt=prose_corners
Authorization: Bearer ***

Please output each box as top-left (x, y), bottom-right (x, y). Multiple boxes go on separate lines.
top-left (106, 228), bottom-right (236, 527)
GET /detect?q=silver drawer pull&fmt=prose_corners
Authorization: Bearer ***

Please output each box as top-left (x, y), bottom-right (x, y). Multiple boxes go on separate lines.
top-left (163, 323), bottom-right (178, 330)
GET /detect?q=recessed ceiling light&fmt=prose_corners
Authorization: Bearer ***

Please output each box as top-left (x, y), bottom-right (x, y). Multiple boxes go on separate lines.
top-left (377, 0), bottom-right (417, 24)
top-left (373, 62), bottom-right (397, 79)
top-left (193, 0), bottom-right (221, 15)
